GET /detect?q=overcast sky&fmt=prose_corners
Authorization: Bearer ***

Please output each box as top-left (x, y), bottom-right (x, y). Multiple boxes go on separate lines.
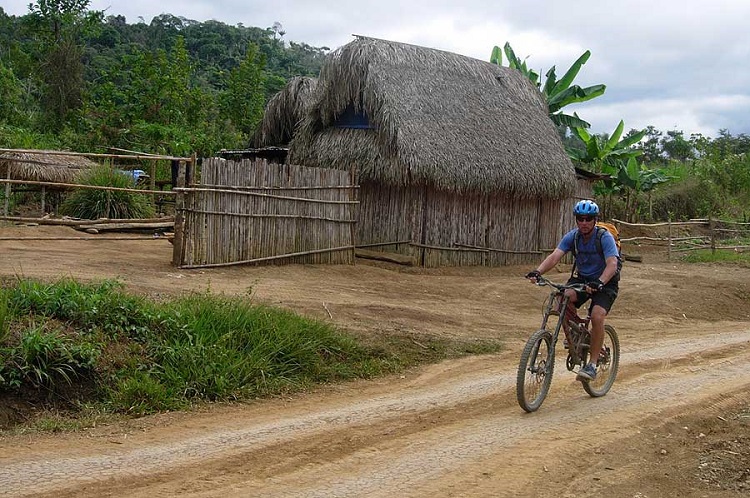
top-left (4, 0), bottom-right (750, 139)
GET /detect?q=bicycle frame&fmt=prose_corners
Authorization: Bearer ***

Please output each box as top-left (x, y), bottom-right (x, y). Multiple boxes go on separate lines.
top-left (538, 281), bottom-right (591, 371)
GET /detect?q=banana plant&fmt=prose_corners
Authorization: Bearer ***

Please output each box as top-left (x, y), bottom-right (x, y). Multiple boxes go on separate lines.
top-left (569, 120), bottom-right (646, 168)
top-left (490, 43), bottom-right (540, 87)
top-left (573, 122), bottom-right (671, 221)
top-left (490, 42), bottom-right (606, 129)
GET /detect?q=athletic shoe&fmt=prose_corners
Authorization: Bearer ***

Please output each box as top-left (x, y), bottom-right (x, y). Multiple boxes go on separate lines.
top-left (577, 363), bottom-right (597, 381)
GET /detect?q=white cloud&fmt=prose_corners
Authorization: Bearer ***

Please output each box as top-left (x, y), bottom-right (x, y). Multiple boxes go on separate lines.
top-left (573, 95), bottom-right (750, 138)
top-left (2, 0), bottom-right (749, 137)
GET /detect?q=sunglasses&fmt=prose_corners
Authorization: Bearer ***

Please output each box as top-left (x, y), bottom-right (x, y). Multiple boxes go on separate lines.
top-left (576, 215), bottom-right (595, 222)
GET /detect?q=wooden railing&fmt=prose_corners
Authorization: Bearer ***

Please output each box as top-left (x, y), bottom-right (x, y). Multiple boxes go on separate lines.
top-left (614, 218), bottom-right (750, 261)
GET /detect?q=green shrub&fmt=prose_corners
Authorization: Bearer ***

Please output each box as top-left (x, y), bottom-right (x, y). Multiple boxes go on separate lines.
top-left (649, 177), bottom-right (722, 221)
top-left (60, 164), bottom-right (155, 219)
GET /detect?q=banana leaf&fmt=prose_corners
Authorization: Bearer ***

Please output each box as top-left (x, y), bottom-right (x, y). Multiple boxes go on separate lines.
top-left (490, 46), bottom-right (503, 65)
top-left (548, 84), bottom-right (606, 111)
top-left (552, 112), bottom-right (591, 129)
top-left (606, 120), bottom-right (625, 151)
top-left (550, 50), bottom-right (591, 96)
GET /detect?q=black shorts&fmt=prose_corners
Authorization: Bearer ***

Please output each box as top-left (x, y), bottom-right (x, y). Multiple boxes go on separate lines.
top-left (566, 274), bottom-right (619, 314)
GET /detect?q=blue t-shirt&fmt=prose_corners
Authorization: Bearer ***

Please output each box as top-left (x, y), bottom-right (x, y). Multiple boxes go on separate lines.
top-left (558, 228), bottom-right (619, 279)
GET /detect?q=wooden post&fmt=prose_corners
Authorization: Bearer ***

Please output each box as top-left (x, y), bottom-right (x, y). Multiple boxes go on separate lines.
top-left (41, 185), bottom-right (46, 215)
top-left (349, 166), bottom-right (357, 264)
top-left (171, 161), bottom-right (187, 266)
top-left (189, 153), bottom-right (197, 186)
top-left (419, 185), bottom-right (428, 267)
top-left (709, 215), bottom-right (716, 254)
top-left (667, 216), bottom-right (672, 262)
top-left (4, 165), bottom-right (11, 216)
top-left (150, 160), bottom-right (157, 209)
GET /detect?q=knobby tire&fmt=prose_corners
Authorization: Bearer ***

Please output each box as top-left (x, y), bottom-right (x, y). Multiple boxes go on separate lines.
top-left (516, 329), bottom-right (555, 413)
top-left (582, 324), bottom-right (620, 397)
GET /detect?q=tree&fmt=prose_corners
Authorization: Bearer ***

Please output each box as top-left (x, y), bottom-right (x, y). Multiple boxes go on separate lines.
top-left (24, 0), bottom-right (103, 130)
top-left (635, 126), bottom-right (663, 164)
top-left (220, 43), bottom-right (267, 135)
top-left (660, 130), bottom-right (694, 162)
top-left (490, 42), bottom-right (605, 129)
top-left (0, 60), bottom-right (23, 125)
top-left (117, 36), bottom-right (199, 126)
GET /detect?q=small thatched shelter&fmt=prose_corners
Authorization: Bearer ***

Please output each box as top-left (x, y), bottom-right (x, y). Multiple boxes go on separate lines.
top-left (0, 150), bottom-right (99, 183)
top-left (252, 76), bottom-right (318, 148)
top-left (265, 37), bottom-right (581, 266)
top-left (0, 150), bottom-right (101, 216)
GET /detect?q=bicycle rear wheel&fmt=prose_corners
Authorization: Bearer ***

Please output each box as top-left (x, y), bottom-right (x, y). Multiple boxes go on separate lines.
top-left (582, 324), bottom-right (620, 397)
top-left (516, 329), bottom-right (555, 412)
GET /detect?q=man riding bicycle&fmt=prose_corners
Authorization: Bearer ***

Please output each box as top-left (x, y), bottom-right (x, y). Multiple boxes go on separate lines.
top-left (525, 199), bottom-right (620, 382)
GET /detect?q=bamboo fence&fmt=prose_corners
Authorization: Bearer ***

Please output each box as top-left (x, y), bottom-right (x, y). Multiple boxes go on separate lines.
top-left (174, 158), bottom-right (358, 268)
top-left (614, 218), bottom-right (750, 261)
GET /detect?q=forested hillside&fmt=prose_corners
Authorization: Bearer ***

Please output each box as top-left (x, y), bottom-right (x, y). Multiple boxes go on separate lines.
top-left (0, 2), bottom-right (327, 156)
top-left (1, 2), bottom-right (749, 222)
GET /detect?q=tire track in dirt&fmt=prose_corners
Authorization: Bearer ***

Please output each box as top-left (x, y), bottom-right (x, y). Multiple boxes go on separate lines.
top-left (1, 330), bottom-right (749, 497)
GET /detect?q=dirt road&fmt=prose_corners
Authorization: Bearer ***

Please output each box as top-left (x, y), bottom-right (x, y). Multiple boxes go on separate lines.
top-left (0, 225), bottom-right (749, 497)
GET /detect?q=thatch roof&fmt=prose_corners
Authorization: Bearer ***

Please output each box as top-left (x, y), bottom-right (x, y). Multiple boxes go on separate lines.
top-left (288, 36), bottom-right (576, 198)
top-left (253, 76), bottom-right (318, 147)
top-left (0, 151), bottom-right (99, 183)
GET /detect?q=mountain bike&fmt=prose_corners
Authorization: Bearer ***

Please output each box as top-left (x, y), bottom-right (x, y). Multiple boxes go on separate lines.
top-left (516, 276), bottom-right (620, 413)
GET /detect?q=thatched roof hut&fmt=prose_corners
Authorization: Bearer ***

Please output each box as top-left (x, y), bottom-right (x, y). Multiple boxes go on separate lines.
top-left (252, 76), bottom-right (318, 148)
top-left (0, 150), bottom-right (99, 183)
top-left (249, 37), bottom-right (582, 266)
top-left (288, 36), bottom-right (576, 198)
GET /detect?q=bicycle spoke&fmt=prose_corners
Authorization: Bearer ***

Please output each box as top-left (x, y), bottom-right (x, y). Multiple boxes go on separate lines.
top-left (517, 329), bottom-right (555, 412)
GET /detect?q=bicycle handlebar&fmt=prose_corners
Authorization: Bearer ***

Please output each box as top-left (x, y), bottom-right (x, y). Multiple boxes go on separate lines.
top-left (529, 275), bottom-right (587, 293)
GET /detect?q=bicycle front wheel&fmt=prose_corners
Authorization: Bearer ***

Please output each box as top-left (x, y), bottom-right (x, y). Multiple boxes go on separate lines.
top-left (582, 324), bottom-right (620, 397)
top-left (517, 329), bottom-right (555, 412)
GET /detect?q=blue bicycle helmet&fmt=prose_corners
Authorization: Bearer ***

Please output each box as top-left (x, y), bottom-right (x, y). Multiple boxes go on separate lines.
top-left (573, 199), bottom-right (600, 216)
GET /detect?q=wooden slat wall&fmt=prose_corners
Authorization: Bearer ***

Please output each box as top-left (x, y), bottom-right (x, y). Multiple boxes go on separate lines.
top-left (179, 158), bottom-right (356, 267)
top-left (354, 183), bottom-right (567, 267)
top-left (181, 160), bottom-right (577, 268)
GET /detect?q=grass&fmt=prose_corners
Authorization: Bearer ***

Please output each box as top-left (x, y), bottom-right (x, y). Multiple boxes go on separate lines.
top-left (681, 238), bottom-right (750, 266)
top-left (60, 164), bottom-right (155, 219)
top-left (0, 277), bottom-right (503, 432)
top-left (683, 250), bottom-right (750, 264)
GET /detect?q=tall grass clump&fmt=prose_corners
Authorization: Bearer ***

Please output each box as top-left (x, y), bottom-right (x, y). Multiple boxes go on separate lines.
top-left (8, 324), bottom-right (99, 390)
top-left (148, 293), bottom-right (377, 402)
top-left (0, 278), bottom-right (406, 417)
top-left (0, 289), bottom-right (10, 343)
top-left (60, 164), bottom-right (155, 219)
